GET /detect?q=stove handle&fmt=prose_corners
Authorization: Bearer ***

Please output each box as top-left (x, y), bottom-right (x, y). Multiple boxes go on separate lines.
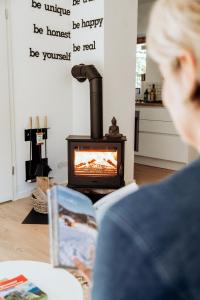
top-left (119, 163), bottom-right (123, 176)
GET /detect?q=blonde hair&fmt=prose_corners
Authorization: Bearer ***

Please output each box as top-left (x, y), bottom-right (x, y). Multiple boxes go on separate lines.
top-left (147, 0), bottom-right (200, 78)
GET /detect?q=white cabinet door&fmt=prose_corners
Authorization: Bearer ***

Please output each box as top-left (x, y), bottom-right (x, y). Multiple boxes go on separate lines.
top-left (137, 132), bottom-right (188, 163)
top-left (139, 107), bottom-right (172, 122)
top-left (135, 106), bottom-right (189, 165)
top-left (0, 1), bottom-right (13, 202)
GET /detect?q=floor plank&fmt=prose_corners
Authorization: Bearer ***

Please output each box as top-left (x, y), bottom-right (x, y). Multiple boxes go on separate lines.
top-left (0, 198), bottom-right (49, 263)
top-left (134, 163), bottom-right (175, 186)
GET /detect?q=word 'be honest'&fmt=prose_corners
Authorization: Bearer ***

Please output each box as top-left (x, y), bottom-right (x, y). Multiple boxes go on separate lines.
top-left (73, 18), bottom-right (103, 30)
top-left (33, 24), bottom-right (71, 39)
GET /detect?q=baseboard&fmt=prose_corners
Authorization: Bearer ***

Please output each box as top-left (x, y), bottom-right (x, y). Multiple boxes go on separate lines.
top-left (14, 179), bottom-right (68, 201)
top-left (14, 190), bottom-right (33, 201)
top-left (135, 155), bottom-right (186, 171)
top-left (0, 195), bottom-right (13, 203)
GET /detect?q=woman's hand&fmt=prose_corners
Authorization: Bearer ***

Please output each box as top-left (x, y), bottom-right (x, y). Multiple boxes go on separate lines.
top-left (73, 257), bottom-right (92, 283)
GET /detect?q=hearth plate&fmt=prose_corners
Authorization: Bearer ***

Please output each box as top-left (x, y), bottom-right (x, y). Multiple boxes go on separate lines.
top-left (22, 209), bottom-right (48, 224)
top-left (22, 193), bottom-right (104, 224)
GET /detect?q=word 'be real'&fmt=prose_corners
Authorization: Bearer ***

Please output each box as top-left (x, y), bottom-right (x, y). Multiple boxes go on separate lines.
top-left (73, 41), bottom-right (96, 52)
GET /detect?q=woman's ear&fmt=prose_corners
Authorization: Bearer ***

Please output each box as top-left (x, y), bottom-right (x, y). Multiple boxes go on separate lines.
top-left (177, 50), bottom-right (197, 100)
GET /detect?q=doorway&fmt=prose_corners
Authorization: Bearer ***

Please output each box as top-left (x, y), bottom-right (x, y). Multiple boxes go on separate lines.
top-left (134, 0), bottom-right (194, 184)
top-left (0, 0), bottom-right (14, 202)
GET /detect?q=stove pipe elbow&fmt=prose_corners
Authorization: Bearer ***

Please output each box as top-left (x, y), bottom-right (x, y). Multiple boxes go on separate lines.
top-left (71, 64), bottom-right (103, 139)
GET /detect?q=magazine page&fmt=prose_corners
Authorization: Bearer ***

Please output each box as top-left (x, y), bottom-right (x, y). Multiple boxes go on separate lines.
top-left (48, 186), bottom-right (97, 270)
top-left (0, 275), bottom-right (47, 300)
top-left (94, 182), bottom-right (139, 224)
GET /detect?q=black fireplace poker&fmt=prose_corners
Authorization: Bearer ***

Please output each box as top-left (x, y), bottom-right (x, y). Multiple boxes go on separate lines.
top-left (71, 64), bottom-right (103, 139)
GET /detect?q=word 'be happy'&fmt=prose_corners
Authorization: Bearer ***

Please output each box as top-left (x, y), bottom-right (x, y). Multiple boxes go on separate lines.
top-left (73, 18), bottom-right (103, 30)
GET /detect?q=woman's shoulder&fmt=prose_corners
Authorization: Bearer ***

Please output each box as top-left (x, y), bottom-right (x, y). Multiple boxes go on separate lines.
top-left (105, 157), bottom-right (200, 240)
top-left (116, 157), bottom-right (200, 203)
top-left (96, 159), bottom-right (200, 299)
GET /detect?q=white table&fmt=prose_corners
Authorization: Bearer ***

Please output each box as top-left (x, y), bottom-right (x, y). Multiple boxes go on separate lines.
top-left (0, 260), bottom-right (83, 300)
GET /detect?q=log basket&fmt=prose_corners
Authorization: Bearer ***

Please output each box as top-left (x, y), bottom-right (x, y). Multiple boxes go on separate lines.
top-left (32, 177), bottom-right (54, 214)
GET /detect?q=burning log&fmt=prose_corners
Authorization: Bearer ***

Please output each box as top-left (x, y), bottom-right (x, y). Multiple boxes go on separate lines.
top-left (88, 159), bottom-right (96, 165)
top-left (76, 162), bottom-right (86, 168)
top-left (106, 159), bottom-right (117, 168)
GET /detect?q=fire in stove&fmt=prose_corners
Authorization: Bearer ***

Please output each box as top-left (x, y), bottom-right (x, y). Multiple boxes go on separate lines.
top-left (74, 150), bottom-right (118, 177)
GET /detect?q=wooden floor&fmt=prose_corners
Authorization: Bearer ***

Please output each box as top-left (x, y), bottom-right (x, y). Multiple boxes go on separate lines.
top-left (0, 164), bottom-right (175, 299)
top-left (0, 164), bottom-right (174, 262)
top-left (0, 198), bottom-right (49, 263)
top-left (134, 163), bottom-right (174, 186)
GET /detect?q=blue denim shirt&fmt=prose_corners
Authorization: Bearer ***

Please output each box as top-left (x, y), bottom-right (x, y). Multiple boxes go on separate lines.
top-left (92, 158), bottom-right (200, 300)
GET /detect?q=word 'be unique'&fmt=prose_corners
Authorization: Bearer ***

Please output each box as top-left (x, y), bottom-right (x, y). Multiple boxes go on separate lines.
top-left (73, 18), bottom-right (103, 30)
top-left (30, 48), bottom-right (71, 61)
top-left (33, 24), bottom-right (71, 39)
top-left (32, 0), bottom-right (70, 17)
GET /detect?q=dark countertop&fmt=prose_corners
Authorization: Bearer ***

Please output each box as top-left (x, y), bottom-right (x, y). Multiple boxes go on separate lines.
top-left (136, 102), bottom-right (164, 107)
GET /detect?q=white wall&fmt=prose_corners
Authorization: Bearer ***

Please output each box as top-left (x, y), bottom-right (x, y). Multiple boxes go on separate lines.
top-left (9, 0), bottom-right (72, 199)
top-left (4, 0), bottom-right (138, 199)
top-left (138, 0), bottom-right (162, 83)
top-left (0, 0), bottom-right (13, 202)
top-left (71, 0), bottom-right (104, 135)
top-left (104, 0), bottom-right (138, 183)
top-left (138, 0), bottom-right (154, 36)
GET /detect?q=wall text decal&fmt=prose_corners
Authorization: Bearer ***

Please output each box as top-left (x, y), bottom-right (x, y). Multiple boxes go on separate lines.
top-left (33, 24), bottom-right (71, 39)
top-left (30, 0), bottom-right (71, 62)
top-left (72, 17), bottom-right (103, 30)
top-left (32, 0), bottom-right (70, 16)
top-left (71, 0), bottom-right (103, 54)
top-left (72, 0), bottom-right (95, 6)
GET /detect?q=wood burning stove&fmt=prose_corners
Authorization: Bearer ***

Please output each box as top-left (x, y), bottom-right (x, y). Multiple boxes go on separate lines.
top-left (67, 64), bottom-right (126, 190)
top-left (67, 136), bottom-right (126, 189)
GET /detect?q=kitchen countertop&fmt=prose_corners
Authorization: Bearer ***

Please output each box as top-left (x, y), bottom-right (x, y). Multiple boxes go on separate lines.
top-left (136, 102), bottom-right (164, 107)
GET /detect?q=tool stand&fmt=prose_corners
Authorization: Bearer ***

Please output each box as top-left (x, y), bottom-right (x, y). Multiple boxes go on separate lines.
top-left (25, 128), bottom-right (49, 182)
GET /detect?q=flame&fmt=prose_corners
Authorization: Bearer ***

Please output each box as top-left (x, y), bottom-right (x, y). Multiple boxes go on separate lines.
top-left (74, 150), bottom-right (118, 177)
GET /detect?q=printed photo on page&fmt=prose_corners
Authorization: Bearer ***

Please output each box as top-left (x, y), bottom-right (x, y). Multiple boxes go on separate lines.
top-left (48, 186), bottom-right (97, 270)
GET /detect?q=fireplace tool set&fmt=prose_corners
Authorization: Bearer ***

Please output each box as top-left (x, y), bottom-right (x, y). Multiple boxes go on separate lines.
top-left (25, 116), bottom-right (51, 183)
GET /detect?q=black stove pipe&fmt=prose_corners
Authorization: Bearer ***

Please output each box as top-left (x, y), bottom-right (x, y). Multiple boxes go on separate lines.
top-left (71, 64), bottom-right (103, 139)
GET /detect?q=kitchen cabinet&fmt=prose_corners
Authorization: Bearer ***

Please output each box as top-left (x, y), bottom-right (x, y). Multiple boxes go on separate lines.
top-left (134, 106), bottom-right (197, 170)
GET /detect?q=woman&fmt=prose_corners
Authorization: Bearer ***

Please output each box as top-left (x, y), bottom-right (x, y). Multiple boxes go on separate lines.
top-left (91, 0), bottom-right (200, 299)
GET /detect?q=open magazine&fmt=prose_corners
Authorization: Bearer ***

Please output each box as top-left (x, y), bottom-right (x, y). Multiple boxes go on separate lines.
top-left (48, 183), bottom-right (138, 270)
top-left (0, 275), bottom-right (47, 300)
